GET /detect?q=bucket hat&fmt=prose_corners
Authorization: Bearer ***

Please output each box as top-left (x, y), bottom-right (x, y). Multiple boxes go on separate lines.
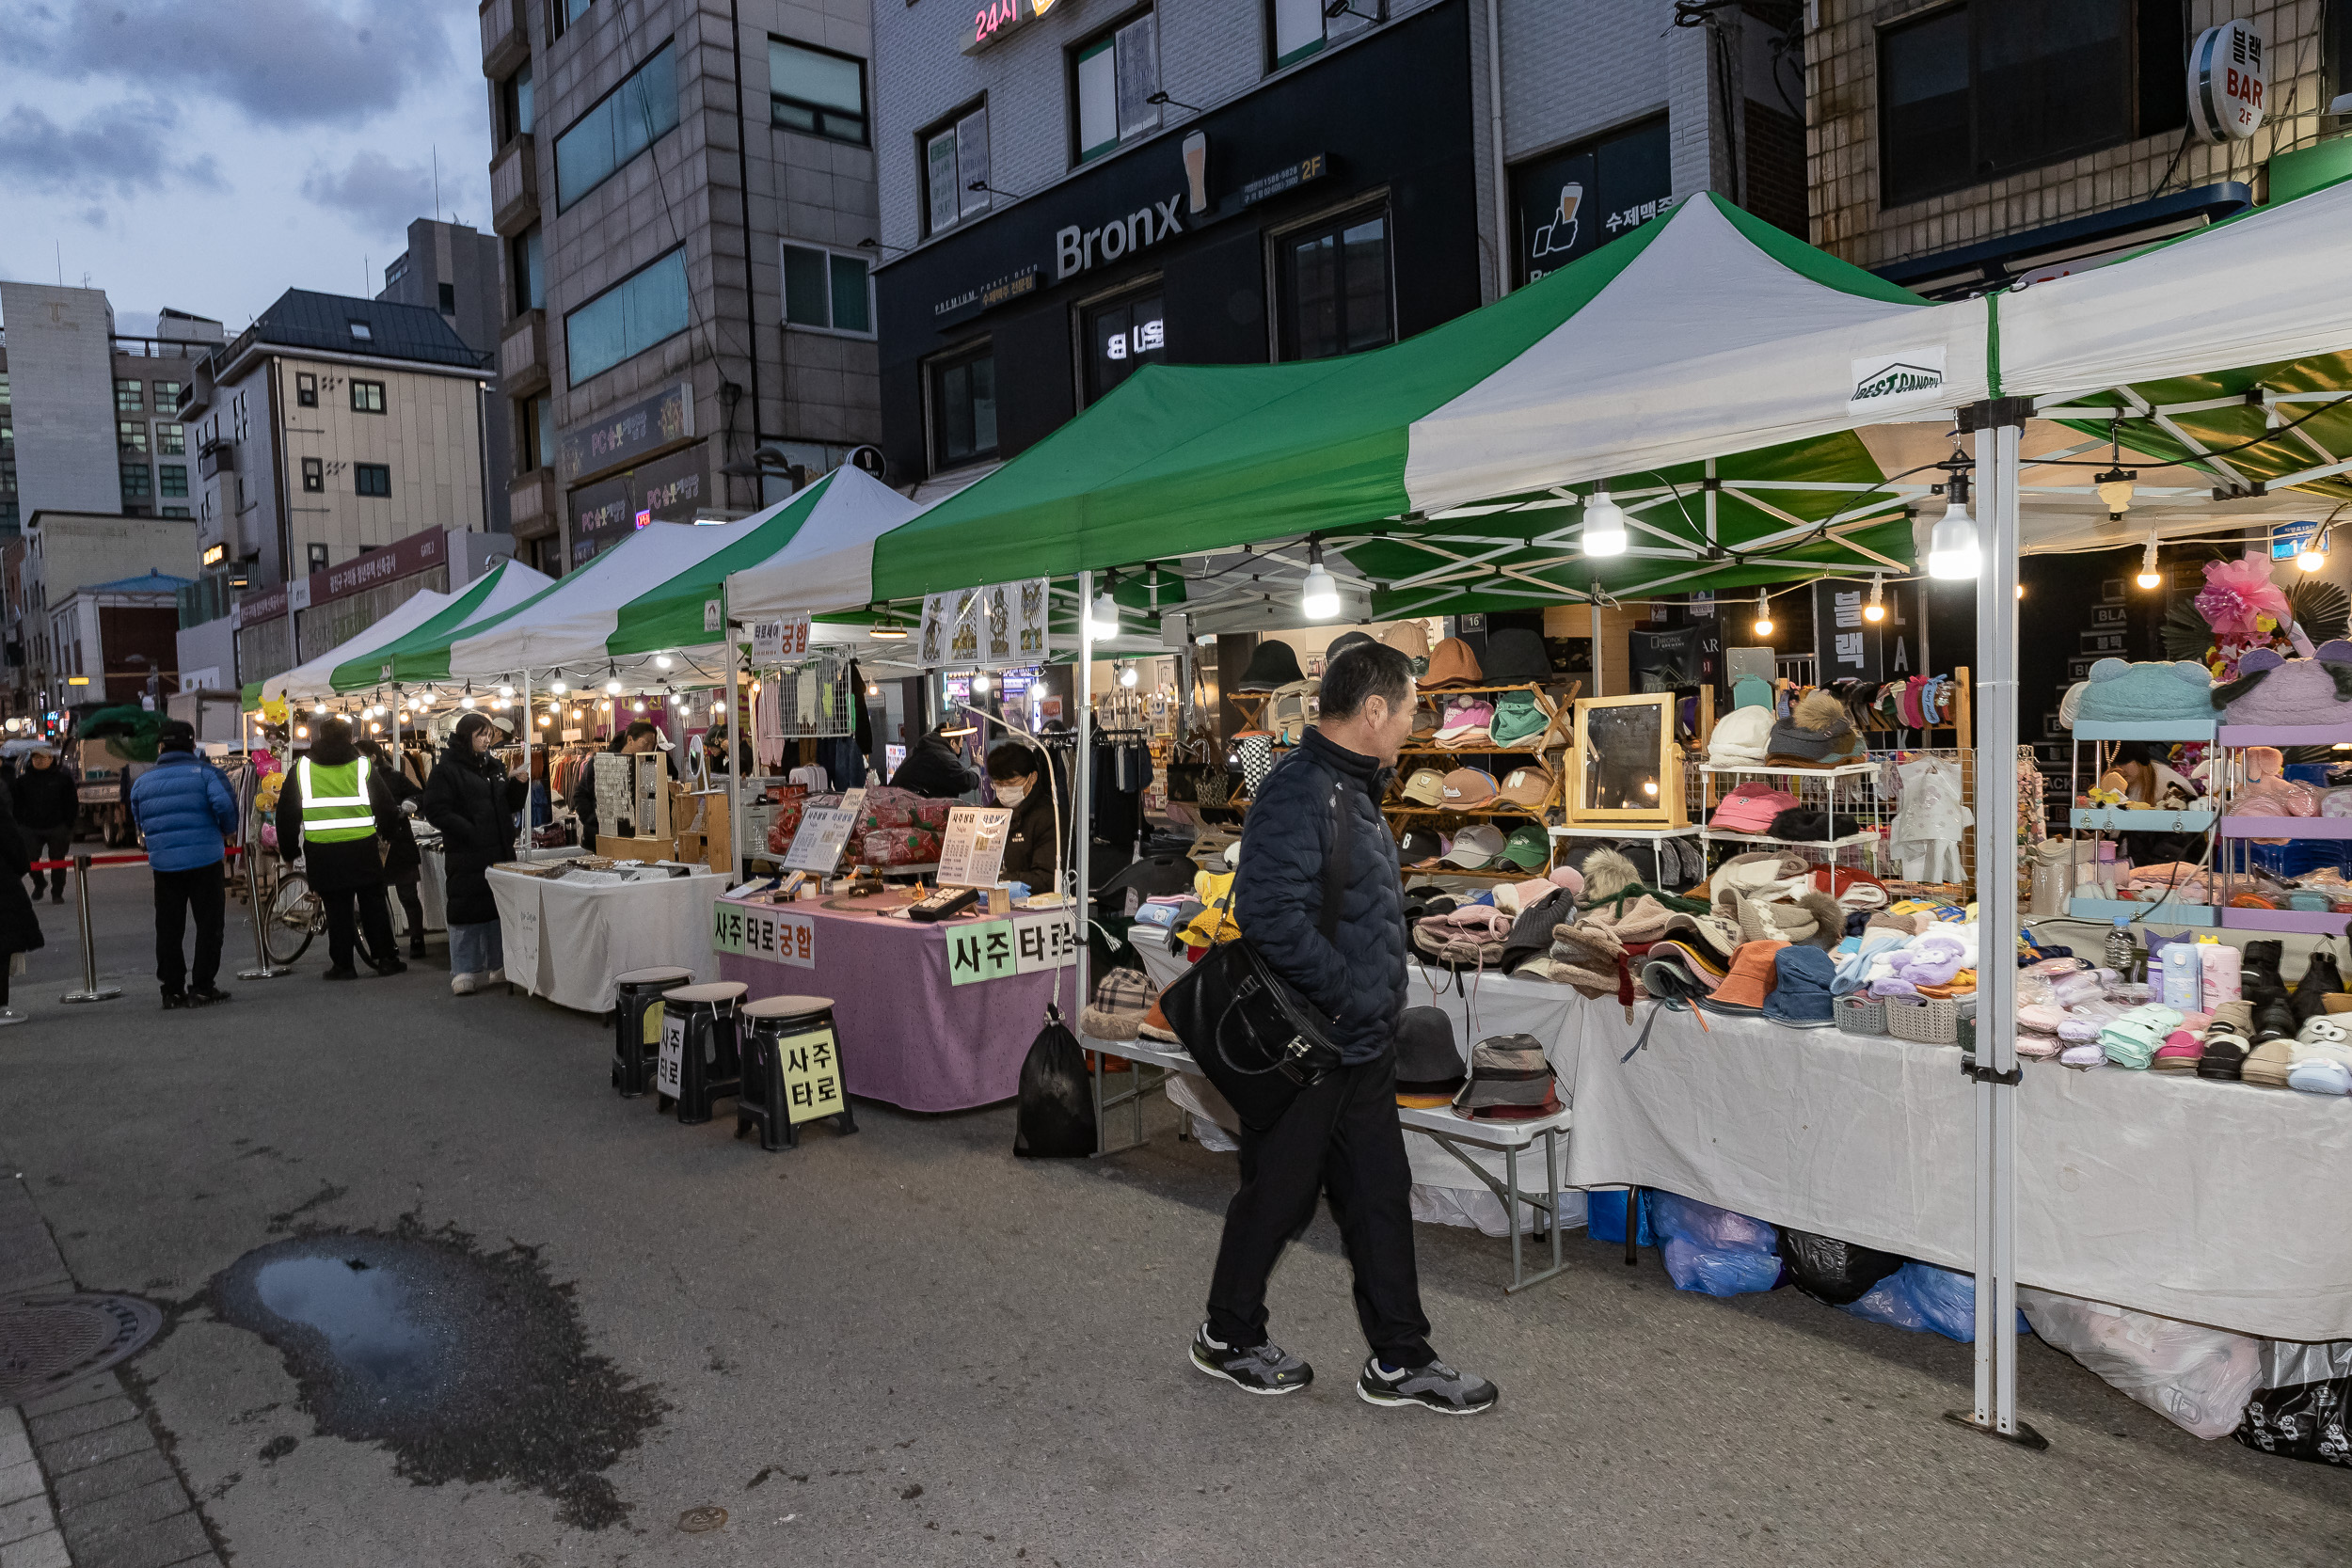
top-left (1488, 690), bottom-right (1550, 747)
top-left (1421, 637), bottom-right (1484, 689)
top-left (1495, 765), bottom-right (1554, 808)
top-left (1394, 1007), bottom-right (1465, 1105)
top-left (1079, 969), bottom-right (1157, 1040)
top-left (1442, 823), bottom-right (1508, 868)
top-left (1659, 910), bottom-right (1742, 966)
top-left (1381, 618), bottom-right (1432, 661)
top-left (1401, 768), bottom-right (1448, 805)
top-left (1762, 945), bottom-right (1836, 1027)
top-left (1452, 1033), bottom-right (1556, 1111)
top-left (1481, 626), bottom-right (1552, 684)
top-left (1232, 639), bottom-right (1304, 691)
top-left (1499, 824), bottom-right (1550, 870)
top-left (1712, 940), bottom-right (1789, 1010)
top-left (1438, 768), bottom-right (1500, 809)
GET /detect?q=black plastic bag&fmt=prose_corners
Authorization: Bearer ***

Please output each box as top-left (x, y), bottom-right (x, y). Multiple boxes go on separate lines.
top-left (2236, 1338), bottom-right (2352, 1465)
top-left (1777, 1227), bottom-right (1903, 1307)
top-left (1013, 1005), bottom-right (1096, 1159)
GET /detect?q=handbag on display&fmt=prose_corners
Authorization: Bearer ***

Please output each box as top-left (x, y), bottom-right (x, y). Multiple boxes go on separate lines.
top-left (1231, 730), bottom-right (1276, 797)
top-left (1266, 679), bottom-right (1319, 746)
top-left (1160, 781), bottom-right (1351, 1130)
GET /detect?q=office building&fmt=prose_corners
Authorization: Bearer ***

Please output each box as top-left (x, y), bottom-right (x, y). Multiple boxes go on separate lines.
top-left (477, 0), bottom-right (881, 575)
top-left (377, 216), bottom-right (516, 533)
top-left (9, 511), bottom-right (199, 717)
top-left (868, 0), bottom-right (1788, 489)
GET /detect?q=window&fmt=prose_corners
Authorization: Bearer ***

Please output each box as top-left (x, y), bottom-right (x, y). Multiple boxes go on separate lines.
top-left (118, 420), bottom-right (148, 455)
top-left (355, 464), bottom-right (391, 498)
top-left (501, 62), bottom-right (534, 142)
top-left (347, 319), bottom-right (373, 341)
top-left (151, 380), bottom-right (181, 407)
top-left (0, 374), bottom-right (9, 406)
top-left (1879, 0), bottom-right (2185, 207)
top-left (1085, 289), bottom-right (1165, 403)
top-left (781, 245), bottom-right (872, 334)
top-left (302, 457), bottom-right (325, 493)
top-left (929, 344), bottom-right (998, 470)
top-left (156, 422), bottom-right (185, 455)
top-left (564, 248), bottom-right (691, 385)
top-left (120, 464), bottom-right (151, 499)
top-left (519, 394), bottom-right (554, 470)
top-left (115, 378), bottom-right (143, 412)
top-left (556, 40), bottom-right (680, 211)
top-left (550, 0), bottom-right (592, 40)
top-left (351, 380), bottom-right (387, 414)
top-left (159, 465), bottom-right (188, 498)
top-left (438, 281), bottom-right (457, 314)
top-left (922, 103), bottom-right (991, 236)
top-left (771, 39), bottom-right (867, 144)
top-left (1073, 13), bottom-right (1159, 163)
top-left (513, 227), bottom-right (547, 314)
top-left (1269, 0), bottom-right (1381, 69)
top-left (1279, 209), bottom-right (1391, 360)
top-left (1509, 116), bottom-right (1672, 285)
top-left (295, 372), bottom-right (318, 407)
top-left (161, 507), bottom-right (189, 518)
top-left (308, 543), bottom-right (331, 572)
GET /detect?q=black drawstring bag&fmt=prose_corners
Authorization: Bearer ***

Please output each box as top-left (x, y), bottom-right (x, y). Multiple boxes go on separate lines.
top-left (1013, 1003), bottom-right (1095, 1158)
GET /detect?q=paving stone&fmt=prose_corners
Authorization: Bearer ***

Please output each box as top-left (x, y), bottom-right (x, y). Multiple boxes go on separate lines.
top-left (19, 1374), bottom-right (128, 1419)
top-left (55, 1476), bottom-right (184, 1544)
top-left (0, 1528), bottom-right (69, 1568)
top-left (54, 1449), bottom-right (173, 1511)
top-left (0, 1465), bottom-right (39, 1510)
top-left (39, 1417), bottom-right (149, 1477)
top-left (27, 1396), bottom-right (137, 1445)
top-left (0, 1497), bottom-right (49, 1549)
top-left (0, 1420), bottom-right (30, 1474)
top-left (64, 1510), bottom-right (211, 1568)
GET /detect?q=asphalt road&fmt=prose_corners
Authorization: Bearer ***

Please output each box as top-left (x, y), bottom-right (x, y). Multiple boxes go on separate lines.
top-left (0, 864), bottom-right (2346, 1566)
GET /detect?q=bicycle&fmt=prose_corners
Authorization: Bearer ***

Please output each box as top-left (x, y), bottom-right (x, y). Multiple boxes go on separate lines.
top-left (257, 857), bottom-right (325, 966)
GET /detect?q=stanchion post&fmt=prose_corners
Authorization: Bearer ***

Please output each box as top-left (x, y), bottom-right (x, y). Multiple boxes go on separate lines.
top-left (239, 835), bottom-right (292, 981)
top-left (58, 853), bottom-right (121, 1004)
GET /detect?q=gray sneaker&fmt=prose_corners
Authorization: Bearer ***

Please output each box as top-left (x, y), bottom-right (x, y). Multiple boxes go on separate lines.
top-left (1191, 1324), bottom-right (1312, 1395)
top-left (1357, 1354), bottom-right (1499, 1416)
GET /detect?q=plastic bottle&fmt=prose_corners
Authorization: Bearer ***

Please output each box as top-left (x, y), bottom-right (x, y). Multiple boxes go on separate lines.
top-left (2105, 918), bottom-right (2136, 974)
top-left (2161, 936), bottom-right (2201, 1010)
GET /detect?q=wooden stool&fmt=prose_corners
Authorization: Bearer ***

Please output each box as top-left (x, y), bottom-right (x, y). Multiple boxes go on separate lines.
top-left (736, 994), bottom-right (858, 1151)
top-left (658, 980), bottom-right (747, 1124)
top-left (612, 966), bottom-right (694, 1099)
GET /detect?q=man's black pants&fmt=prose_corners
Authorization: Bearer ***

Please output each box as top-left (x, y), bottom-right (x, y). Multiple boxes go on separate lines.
top-left (153, 861), bottom-right (226, 994)
top-left (1206, 1051), bottom-right (1434, 1369)
top-left (321, 885), bottom-right (396, 972)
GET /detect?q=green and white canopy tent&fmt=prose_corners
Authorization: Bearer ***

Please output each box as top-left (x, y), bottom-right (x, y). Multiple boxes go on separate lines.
top-left (322, 558), bottom-right (553, 696)
top-left (257, 585), bottom-right (455, 708)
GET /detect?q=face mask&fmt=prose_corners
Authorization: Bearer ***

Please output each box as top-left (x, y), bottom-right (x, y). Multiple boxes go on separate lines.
top-left (995, 784), bottom-right (1028, 807)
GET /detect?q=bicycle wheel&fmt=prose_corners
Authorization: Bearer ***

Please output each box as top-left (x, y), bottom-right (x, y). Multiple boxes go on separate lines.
top-left (263, 874), bottom-right (317, 965)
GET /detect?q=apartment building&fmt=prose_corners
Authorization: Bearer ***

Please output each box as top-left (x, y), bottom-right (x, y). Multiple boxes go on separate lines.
top-left (1808, 1), bottom-right (2352, 294)
top-left (377, 216), bottom-right (516, 533)
top-left (8, 511), bottom-right (199, 717)
top-left (868, 0), bottom-right (1791, 488)
top-left (477, 0), bottom-right (881, 576)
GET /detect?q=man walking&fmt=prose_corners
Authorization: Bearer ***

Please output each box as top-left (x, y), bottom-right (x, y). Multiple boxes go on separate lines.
top-left (1191, 640), bottom-right (1498, 1416)
top-left (14, 745), bottom-right (78, 904)
top-left (277, 717), bottom-right (404, 980)
top-left (125, 720), bottom-right (237, 1008)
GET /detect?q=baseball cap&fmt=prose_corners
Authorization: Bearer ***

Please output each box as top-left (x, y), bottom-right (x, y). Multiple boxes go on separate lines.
top-left (1397, 828), bottom-right (1447, 866)
top-left (1438, 768), bottom-right (1499, 808)
top-left (1495, 765), bottom-right (1554, 808)
top-left (1402, 768), bottom-right (1448, 805)
top-left (1499, 824), bottom-right (1549, 870)
top-left (1489, 690), bottom-right (1549, 746)
top-left (1442, 823), bottom-right (1507, 868)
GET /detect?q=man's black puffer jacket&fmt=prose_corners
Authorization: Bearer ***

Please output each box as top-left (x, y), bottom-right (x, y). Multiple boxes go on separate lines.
top-left (1232, 726), bottom-right (1406, 1065)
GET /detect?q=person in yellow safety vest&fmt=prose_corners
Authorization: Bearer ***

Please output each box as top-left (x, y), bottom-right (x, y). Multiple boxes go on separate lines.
top-left (274, 716), bottom-right (403, 980)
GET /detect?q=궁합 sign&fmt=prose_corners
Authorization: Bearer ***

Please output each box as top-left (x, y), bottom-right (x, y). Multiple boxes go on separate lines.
top-left (711, 900), bottom-right (817, 968)
top-left (750, 613), bottom-right (811, 661)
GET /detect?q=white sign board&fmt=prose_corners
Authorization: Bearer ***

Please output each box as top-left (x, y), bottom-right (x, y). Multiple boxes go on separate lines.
top-left (657, 1010), bottom-right (686, 1098)
top-left (750, 613), bottom-right (812, 662)
top-left (710, 897), bottom-right (817, 967)
top-left (781, 805), bottom-right (858, 873)
top-left (936, 805), bottom-right (1012, 888)
top-left (1011, 909), bottom-right (1080, 973)
top-left (2189, 20), bottom-right (2266, 143)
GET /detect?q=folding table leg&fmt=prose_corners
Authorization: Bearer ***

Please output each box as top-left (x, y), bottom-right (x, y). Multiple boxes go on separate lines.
top-left (1625, 1185), bottom-right (1640, 1266)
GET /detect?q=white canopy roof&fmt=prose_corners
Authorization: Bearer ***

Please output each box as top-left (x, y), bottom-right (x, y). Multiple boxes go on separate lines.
top-left (723, 464), bottom-right (925, 623)
top-left (262, 588), bottom-right (452, 705)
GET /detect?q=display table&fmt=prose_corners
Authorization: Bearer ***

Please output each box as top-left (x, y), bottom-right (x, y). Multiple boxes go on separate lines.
top-left (487, 864), bottom-right (727, 1013)
top-left (1568, 1003), bottom-right (2352, 1342)
top-left (715, 900), bottom-right (1078, 1114)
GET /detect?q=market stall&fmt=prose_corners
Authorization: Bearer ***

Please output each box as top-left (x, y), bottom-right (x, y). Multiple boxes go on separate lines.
top-left (486, 859), bottom-right (728, 1013)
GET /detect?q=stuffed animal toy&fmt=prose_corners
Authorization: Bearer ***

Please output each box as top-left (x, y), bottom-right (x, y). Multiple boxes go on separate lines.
top-left (2297, 1014), bottom-right (2351, 1048)
top-left (1871, 932), bottom-right (1970, 997)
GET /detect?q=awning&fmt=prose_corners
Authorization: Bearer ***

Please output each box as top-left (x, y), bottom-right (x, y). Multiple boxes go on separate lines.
top-left (326, 558), bottom-right (552, 693)
top-left (262, 587), bottom-right (453, 705)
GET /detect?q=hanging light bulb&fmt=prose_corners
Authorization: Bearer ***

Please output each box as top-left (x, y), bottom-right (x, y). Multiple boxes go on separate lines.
top-left (605, 677), bottom-right (623, 695)
top-left (2298, 523), bottom-right (2330, 573)
top-left (1120, 663), bottom-right (1139, 688)
top-left (1928, 488), bottom-right (1981, 580)
top-left (1089, 585), bottom-right (1120, 639)
top-left (1863, 574), bottom-right (1886, 623)
top-left (294, 724), bottom-right (310, 739)
top-left (368, 721), bottom-right (382, 735)
top-left (866, 679), bottom-right (881, 698)
top-left (498, 684), bottom-right (515, 699)
top-left (2094, 419), bottom-right (2137, 518)
top-left (2135, 531), bottom-right (2162, 591)
top-left (549, 678), bottom-right (567, 695)
top-left (2016, 583), bottom-right (2026, 599)
top-left (970, 669), bottom-right (991, 694)
top-left (460, 694), bottom-right (475, 709)
top-left (538, 714), bottom-right (552, 728)
top-left (655, 653), bottom-right (675, 670)
top-left (312, 702), bottom-right (326, 715)
top-left (632, 699), bottom-right (645, 713)
top-left (1752, 588), bottom-right (1774, 638)
top-left (1298, 542), bottom-right (1341, 621)
top-left (1581, 483), bottom-right (1629, 557)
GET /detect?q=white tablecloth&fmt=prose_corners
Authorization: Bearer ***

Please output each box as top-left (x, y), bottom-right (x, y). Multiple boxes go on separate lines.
top-left (486, 867), bottom-right (726, 1013)
top-left (1568, 1004), bottom-right (2352, 1342)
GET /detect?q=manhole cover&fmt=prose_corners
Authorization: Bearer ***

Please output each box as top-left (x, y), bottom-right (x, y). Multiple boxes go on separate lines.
top-left (0, 1293), bottom-right (163, 1405)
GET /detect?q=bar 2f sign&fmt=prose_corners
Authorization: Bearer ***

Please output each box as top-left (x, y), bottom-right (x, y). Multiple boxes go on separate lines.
top-left (2189, 20), bottom-right (2265, 143)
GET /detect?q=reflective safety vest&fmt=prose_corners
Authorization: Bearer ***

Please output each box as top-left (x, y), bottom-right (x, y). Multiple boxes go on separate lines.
top-left (296, 755), bottom-right (376, 843)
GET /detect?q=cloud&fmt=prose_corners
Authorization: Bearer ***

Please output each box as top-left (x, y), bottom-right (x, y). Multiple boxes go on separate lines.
top-left (300, 150), bottom-right (437, 237)
top-left (0, 100), bottom-right (221, 198)
top-left (0, 0), bottom-right (456, 128)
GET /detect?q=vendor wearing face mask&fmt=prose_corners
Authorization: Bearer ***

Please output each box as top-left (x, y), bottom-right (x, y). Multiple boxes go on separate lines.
top-left (985, 742), bottom-right (1058, 888)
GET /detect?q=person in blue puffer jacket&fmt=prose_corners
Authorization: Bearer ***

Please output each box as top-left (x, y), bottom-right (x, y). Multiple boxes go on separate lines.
top-left (125, 721), bottom-right (239, 1008)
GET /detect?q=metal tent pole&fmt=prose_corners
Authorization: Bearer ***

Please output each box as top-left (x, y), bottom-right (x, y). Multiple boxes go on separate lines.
top-left (519, 668), bottom-right (533, 853)
top-left (1074, 571), bottom-right (1095, 1062)
top-left (723, 592), bottom-right (742, 884)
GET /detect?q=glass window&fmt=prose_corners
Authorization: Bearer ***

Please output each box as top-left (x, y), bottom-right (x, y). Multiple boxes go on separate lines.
top-left (923, 104), bottom-right (990, 236)
top-left (771, 39), bottom-right (867, 144)
top-left (161, 507), bottom-right (189, 518)
top-left (1270, 0), bottom-right (1379, 69)
top-left (1508, 115), bottom-right (1672, 285)
top-left (309, 543), bottom-right (331, 572)
top-left (1085, 290), bottom-right (1166, 403)
top-left (929, 346), bottom-right (998, 470)
top-left (438, 281), bottom-right (457, 314)
top-left (156, 422), bottom-right (185, 455)
top-left (518, 394), bottom-right (555, 470)
top-left (151, 380), bottom-right (182, 408)
top-left (296, 372), bottom-right (318, 407)
top-left (551, 0), bottom-right (591, 39)
top-left (556, 40), bottom-right (680, 210)
top-left (1279, 210), bottom-right (1391, 361)
top-left (1074, 15), bottom-right (1159, 163)
top-left (118, 420), bottom-right (148, 455)
top-left (351, 380), bottom-right (387, 414)
top-left (120, 464), bottom-right (151, 499)
top-left (502, 62), bottom-right (535, 141)
top-left (564, 248), bottom-right (691, 385)
top-left (0, 374), bottom-right (9, 406)
top-left (513, 226), bottom-right (546, 313)
top-left (116, 378), bottom-right (143, 412)
top-left (159, 465), bottom-right (188, 498)
top-left (348, 319), bottom-right (373, 341)
top-left (781, 245), bottom-right (873, 333)
top-left (355, 463), bottom-right (392, 498)
top-left (303, 457), bottom-right (325, 493)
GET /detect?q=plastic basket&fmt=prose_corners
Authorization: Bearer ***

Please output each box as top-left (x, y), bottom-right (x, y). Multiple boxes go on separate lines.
top-left (1835, 994), bottom-right (1886, 1037)
top-left (1885, 995), bottom-right (1961, 1045)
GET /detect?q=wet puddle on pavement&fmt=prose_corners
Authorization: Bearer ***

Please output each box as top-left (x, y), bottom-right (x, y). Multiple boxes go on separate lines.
top-left (212, 1222), bottom-right (665, 1528)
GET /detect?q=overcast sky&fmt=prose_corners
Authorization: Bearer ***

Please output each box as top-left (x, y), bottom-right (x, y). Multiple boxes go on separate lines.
top-left (0, 0), bottom-right (493, 339)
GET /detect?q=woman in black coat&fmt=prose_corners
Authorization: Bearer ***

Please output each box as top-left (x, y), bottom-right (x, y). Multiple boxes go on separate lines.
top-left (420, 712), bottom-right (525, 994)
top-left (275, 718), bottom-right (404, 980)
top-left (364, 739), bottom-right (429, 959)
top-left (0, 784), bottom-right (46, 1024)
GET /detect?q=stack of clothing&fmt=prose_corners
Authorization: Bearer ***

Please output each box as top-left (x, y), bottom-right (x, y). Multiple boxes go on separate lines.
top-left (2098, 1004), bottom-right (2183, 1069)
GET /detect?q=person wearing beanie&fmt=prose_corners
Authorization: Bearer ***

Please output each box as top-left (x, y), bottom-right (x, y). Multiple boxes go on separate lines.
top-left (421, 712), bottom-right (527, 994)
top-left (126, 719), bottom-right (238, 1007)
top-left (278, 716), bottom-right (405, 981)
top-left (12, 745), bottom-right (78, 905)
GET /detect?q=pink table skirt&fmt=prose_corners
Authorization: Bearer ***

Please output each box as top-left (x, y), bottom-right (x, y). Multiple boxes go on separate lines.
top-left (716, 903), bottom-right (1074, 1113)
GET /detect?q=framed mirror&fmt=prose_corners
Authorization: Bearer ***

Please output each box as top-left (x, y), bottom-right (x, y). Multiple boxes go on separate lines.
top-left (1566, 693), bottom-right (1685, 826)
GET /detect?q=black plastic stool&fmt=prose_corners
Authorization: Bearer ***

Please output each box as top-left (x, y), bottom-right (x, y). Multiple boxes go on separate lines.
top-left (612, 966), bottom-right (695, 1098)
top-left (736, 994), bottom-right (859, 1151)
top-left (657, 981), bottom-right (746, 1124)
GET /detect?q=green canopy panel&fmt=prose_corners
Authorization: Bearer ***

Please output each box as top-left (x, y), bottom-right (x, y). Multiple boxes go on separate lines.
top-left (327, 558), bottom-right (553, 692)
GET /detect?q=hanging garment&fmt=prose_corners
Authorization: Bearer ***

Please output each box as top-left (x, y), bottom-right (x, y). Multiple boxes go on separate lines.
top-left (788, 763), bottom-right (831, 796)
top-left (1889, 756), bottom-right (1972, 883)
top-left (755, 678), bottom-right (787, 771)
